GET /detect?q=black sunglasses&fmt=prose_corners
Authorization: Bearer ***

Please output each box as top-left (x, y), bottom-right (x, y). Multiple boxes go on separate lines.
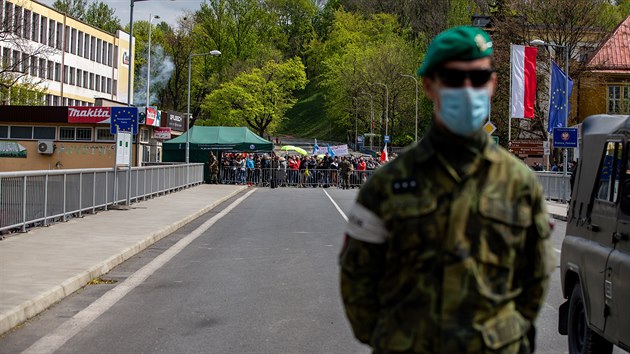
top-left (435, 68), bottom-right (494, 88)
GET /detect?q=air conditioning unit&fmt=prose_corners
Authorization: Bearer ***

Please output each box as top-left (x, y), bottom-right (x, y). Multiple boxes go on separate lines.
top-left (37, 140), bottom-right (54, 154)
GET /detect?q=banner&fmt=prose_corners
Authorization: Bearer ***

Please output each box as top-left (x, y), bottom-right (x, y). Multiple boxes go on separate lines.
top-left (313, 144), bottom-right (349, 156)
top-left (548, 61), bottom-right (574, 132)
top-left (510, 45), bottom-right (538, 119)
top-left (68, 106), bottom-right (111, 123)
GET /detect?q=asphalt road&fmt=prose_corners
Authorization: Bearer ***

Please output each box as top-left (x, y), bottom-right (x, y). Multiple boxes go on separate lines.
top-left (0, 187), bottom-right (625, 353)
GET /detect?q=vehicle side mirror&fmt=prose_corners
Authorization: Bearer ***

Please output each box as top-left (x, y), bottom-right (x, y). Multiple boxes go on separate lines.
top-left (621, 180), bottom-right (630, 214)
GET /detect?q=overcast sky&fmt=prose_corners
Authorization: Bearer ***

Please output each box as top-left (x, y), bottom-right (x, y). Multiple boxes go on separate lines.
top-left (39, 0), bottom-right (201, 28)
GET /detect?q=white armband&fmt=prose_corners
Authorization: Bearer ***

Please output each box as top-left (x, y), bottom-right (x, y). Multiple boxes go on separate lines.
top-left (345, 203), bottom-right (388, 244)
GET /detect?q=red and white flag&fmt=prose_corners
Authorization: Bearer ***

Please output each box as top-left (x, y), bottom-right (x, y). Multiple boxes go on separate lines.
top-left (510, 45), bottom-right (538, 119)
top-left (380, 144), bottom-right (388, 162)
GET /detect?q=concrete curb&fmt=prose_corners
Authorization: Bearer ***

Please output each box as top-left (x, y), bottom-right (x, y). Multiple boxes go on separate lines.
top-left (0, 186), bottom-right (248, 336)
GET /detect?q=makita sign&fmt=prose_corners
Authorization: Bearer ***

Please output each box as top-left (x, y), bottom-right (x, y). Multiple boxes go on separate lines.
top-left (68, 106), bottom-right (111, 123)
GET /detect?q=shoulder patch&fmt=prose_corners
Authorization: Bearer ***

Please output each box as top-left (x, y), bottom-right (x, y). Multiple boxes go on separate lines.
top-left (392, 178), bottom-right (419, 194)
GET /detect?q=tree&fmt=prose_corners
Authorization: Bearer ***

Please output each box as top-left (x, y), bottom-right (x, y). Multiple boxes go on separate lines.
top-left (52, 0), bottom-right (88, 19)
top-left (84, 1), bottom-right (122, 33)
top-left (267, 0), bottom-right (318, 58)
top-left (200, 58), bottom-right (308, 136)
top-left (159, 18), bottom-right (196, 112)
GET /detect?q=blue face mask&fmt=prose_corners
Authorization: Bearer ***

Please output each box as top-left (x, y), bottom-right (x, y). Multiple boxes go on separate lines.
top-left (438, 87), bottom-right (490, 136)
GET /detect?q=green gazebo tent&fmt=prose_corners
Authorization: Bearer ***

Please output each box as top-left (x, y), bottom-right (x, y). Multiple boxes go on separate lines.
top-left (162, 126), bottom-right (273, 182)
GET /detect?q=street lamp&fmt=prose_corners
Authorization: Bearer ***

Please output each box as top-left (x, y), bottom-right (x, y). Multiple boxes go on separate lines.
top-left (400, 74), bottom-right (418, 142)
top-left (530, 39), bottom-right (570, 179)
top-left (186, 50), bottom-right (221, 182)
top-left (374, 82), bottom-right (389, 141)
top-left (361, 92), bottom-right (374, 151)
top-left (146, 14), bottom-right (160, 107)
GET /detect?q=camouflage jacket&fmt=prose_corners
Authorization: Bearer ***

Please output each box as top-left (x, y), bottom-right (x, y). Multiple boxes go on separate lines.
top-left (340, 126), bottom-right (555, 353)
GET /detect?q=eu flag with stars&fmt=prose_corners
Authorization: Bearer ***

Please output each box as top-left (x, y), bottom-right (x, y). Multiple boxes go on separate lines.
top-left (548, 61), bottom-right (574, 133)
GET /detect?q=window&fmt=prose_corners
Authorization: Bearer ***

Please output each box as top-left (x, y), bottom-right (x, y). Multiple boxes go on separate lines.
top-left (38, 58), bottom-right (45, 78)
top-left (140, 129), bottom-right (150, 143)
top-left (89, 73), bottom-right (94, 90)
top-left (77, 31), bottom-right (83, 56)
top-left (39, 16), bottom-right (47, 45)
top-left (0, 125), bottom-right (8, 139)
top-left (107, 43), bottom-right (112, 66)
top-left (33, 126), bottom-right (55, 140)
top-left (608, 85), bottom-right (630, 115)
top-left (31, 13), bottom-right (38, 41)
top-left (96, 127), bottom-right (115, 141)
top-left (47, 61), bottom-right (53, 80)
top-left (96, 39), bottom-right (102, 63)
top-left (597, 141), bottom-right (624, 202)
top-left (59, 127), bottom-right (74, 140)
top-left (83, 71), bottom-right (88, 88)
top-left (95, 75), bottom-right (100, 92)
top-left (83, 34), bottom-right (89, 58)
top-left (30, 56), bottom-right (37, 76)
top-left (76, 128), bottom-right (91, 141)
top-left (48, 20), bottom-right (55, 47)
top-left (64, 25), bottom-right (69, 52)
top-left (113, 45), bottom-right (118, 68)
top-left (71, 28), bottom-right (77, 54)
top-left (52, 95), bottom-right (59, 106)
top-left (21, 53), bottom-right (28, 73)
top-left (12, 5), bottom-right (20, 35)
top-left (10, 126), bottom-right (33, 139)
top-left (69, 67), bottom-right (75, 85)
top-left (12, 50), bottom-right (20, 72)
top-left (23, 10), bottom-right (30, 39)
top-left (45, 94), bottom-right (52, 106)
top-left (2, 47), bottom-right (9, 67)
top-left (56, 23), bottom-right (63, 50)
top-left (59, 127), bottom-right (92, 141)
top-left (91, 36), bottom-right (96, 61)
top-left (76, 69), bottom-right (82, 87)
top-left (107, 78), bottom-right (111, 94)
top-left (113, 79), bottom-right (117, 95)
top-left (63, 65), bottom-right (68, 84)
top-left (3, 2), bottom-right (12, 33)
top-left (54, 63), bottom-right (61, 82)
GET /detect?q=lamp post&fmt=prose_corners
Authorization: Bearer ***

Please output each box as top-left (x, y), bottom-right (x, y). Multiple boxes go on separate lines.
top-left (400, 74), bottom-right (418, 142)
top-left (186, 50), bottom-right (221, 183)
top-left (374, 82), bottom-right (389, 141)
top-left (530, 39), bottom-right (570, 179)
top-left (361, 92), bottom-right (374, 151)
top-left (146, 14), bottom-right (160, 107)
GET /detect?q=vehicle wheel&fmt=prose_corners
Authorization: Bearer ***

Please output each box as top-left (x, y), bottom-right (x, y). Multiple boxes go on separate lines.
top-left (567, 284), bottom-right (613, 354)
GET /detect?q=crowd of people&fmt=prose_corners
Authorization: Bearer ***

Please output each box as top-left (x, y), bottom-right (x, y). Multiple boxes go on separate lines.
top-left (207, 151), bottom-right (395, 188)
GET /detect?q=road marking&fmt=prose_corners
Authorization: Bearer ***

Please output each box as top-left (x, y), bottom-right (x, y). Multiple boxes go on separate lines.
top-left (323, 189), bottom-right (348, 221)
top-left (22, 189), bottom-right (256, 354)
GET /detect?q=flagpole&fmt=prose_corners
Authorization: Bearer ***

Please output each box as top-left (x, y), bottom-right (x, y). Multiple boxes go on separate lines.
top-left (563, 46), bottom-right (569, 180)
top-left (508, 44), bottom-right (513, 145)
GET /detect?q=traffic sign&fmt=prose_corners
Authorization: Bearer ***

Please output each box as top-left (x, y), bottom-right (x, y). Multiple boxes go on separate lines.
top-left (484, 121), bottom-right (496, 135)
top-left (111, 107), bottom-right (139, 135)
top-left (384, 135), bottom-right (390, 143)
top-left (552, 127), bottom-right (578, 148)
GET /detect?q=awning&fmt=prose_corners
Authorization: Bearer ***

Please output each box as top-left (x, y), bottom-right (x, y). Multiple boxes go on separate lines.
top-left (0, 141), bottom-right (27, 158)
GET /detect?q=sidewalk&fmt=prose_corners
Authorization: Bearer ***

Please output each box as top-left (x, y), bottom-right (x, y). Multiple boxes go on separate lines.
top-left (0, 184), bottom-right (247, 336)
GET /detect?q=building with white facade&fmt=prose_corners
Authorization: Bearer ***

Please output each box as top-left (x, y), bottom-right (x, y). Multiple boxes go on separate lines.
top-left (0, 0), bottom-right (134, 106)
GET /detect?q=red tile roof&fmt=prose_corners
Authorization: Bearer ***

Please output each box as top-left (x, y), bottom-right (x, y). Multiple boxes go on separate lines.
top-left (587, 16), bottom-right (630, 70)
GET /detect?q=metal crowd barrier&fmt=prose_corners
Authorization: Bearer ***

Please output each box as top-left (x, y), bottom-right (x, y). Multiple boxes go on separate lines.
top-left (534, 172), bottom-right (572, 203)
top-left (0, 164), bottom-right (204, 233)
top-left (217, 167), bottom-right (374, 188)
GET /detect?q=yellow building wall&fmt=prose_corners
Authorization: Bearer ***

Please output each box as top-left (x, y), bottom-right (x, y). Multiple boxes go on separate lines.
top-left (578, 73), bottom-right (630, 122)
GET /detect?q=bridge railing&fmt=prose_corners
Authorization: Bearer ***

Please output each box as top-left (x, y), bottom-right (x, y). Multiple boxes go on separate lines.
top-left (0, 164), bottom-right (204, 233)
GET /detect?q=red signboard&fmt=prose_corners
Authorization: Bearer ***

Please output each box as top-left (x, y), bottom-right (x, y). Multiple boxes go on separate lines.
top-left (153, 127), bottom-right (172, 140)
top-left (145, 107), bottom-right (158, 126)
top-left (68, 106), bottom-right (111, 123)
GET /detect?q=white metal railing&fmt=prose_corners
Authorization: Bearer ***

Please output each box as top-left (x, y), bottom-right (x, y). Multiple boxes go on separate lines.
top-left (535, 171), bottom-right (572, 203)
top-left (0, 164), bottom-right (204, 233)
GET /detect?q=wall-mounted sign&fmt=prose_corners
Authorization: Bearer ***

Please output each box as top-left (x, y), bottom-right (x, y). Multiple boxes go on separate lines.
top-left (68, 106), bottom-right (111, 123)
top-left (111, 107), bottom-right (139, 135)
top-left (122, 51), bottom-right (130, 66)
top-left (146, 107), bottom-right (159, 126)
top-left (153, 127), bottom-right (172, 140)
top-left (165, 111), bottom-right (184, 131)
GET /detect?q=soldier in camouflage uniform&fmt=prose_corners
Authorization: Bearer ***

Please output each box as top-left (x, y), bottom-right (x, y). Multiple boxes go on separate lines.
top-left (339, 26), bottom-right (555, 353)
top-left (208, 151), bottom-right (219, 184)
top-left (339, 157), bottom-right (353, 190)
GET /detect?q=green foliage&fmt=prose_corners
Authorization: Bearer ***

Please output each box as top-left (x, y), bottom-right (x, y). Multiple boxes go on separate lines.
top-left (52, 0), bottom-right (87, 19)
top-left (0, 80), bottom-right (46, 105)
top-left (200, 58), bottom-right (308, 136)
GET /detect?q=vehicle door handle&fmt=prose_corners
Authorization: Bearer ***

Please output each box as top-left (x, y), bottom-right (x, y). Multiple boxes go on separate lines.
top-left (588, 224), bottom-right (600, 232)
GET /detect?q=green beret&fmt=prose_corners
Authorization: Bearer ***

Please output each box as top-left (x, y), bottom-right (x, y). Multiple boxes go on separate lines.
top-left (417, 26), bottom-right (493, 77)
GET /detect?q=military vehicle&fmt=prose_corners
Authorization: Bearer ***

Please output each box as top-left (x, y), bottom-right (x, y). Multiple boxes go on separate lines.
top-left (559, 114), bottom-right (630, 354)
